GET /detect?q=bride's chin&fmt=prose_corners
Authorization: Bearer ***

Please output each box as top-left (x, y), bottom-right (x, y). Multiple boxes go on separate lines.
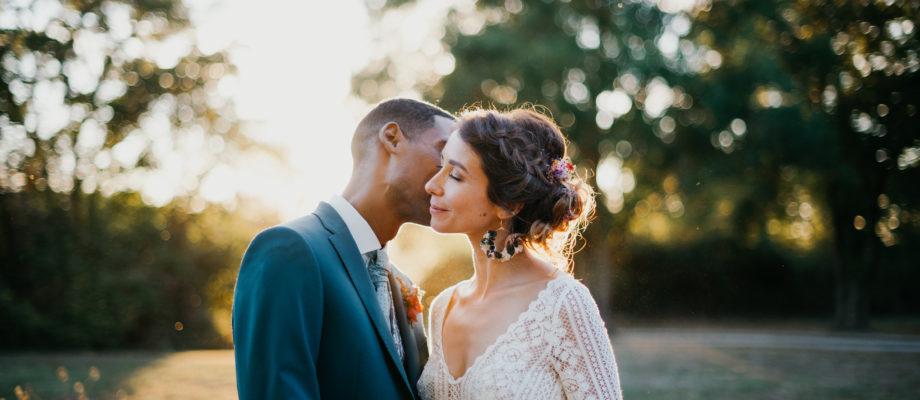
top-left (428, 221), bottom-right (447, 233)
top-left (429, 222), bottom-right (456, 234)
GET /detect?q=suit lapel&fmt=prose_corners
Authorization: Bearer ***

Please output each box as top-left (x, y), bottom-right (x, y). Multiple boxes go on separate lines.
top-left (316, 203), bottom-right (414, 396)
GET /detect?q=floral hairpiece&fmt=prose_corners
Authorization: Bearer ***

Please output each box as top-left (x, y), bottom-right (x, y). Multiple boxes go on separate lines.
top-left (564, 209), bottom-right (579, 222)
top-left (547, 157), bottom-right (576, 182)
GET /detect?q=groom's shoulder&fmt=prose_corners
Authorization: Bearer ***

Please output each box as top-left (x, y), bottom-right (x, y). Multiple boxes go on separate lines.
top-left (247, 213), bottom-right (328, 250)
top-left (279, 213), bottom-right (327, 237)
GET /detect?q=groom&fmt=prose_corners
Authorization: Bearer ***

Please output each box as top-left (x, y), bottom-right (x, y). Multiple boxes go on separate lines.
top-left (233, 98), bottom-right (455, 399)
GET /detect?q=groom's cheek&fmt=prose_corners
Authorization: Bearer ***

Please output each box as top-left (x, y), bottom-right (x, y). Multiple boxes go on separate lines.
top-left (425, 169), bottom-right (439, 184)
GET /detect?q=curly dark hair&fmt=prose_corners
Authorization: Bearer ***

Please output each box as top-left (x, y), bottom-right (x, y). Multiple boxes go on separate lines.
top-left (458, 106), bottom-right (595, 268)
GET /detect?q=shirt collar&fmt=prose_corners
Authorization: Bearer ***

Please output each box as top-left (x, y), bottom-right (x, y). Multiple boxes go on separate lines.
top-left (327, 195), bottom-right (382, 255)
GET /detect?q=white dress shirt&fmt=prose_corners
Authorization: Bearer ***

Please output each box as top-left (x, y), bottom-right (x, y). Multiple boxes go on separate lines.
top-left (327, 195), bottom-right (383, 261)
top-left (327, 195), bottom-right (404, 361)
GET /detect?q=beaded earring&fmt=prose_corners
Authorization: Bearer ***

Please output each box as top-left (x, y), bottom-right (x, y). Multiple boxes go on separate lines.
top-left (480, 222), bottom-right (523, 262)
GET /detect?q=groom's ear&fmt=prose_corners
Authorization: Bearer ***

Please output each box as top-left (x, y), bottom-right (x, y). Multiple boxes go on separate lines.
top-left (378, 121), bottom-right (405, 155)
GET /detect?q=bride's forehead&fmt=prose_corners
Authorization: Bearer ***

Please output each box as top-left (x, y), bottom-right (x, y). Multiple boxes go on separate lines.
top-left (443, 132), bottom-right (469, 154)
top-left (443, 134), bottom-right (485, 169)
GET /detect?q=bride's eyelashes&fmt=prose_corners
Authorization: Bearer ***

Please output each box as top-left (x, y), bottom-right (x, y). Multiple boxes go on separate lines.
top-left (437, 158), bottom-right (463, 182)
top-left (438, 166), bottom-right (461, 182)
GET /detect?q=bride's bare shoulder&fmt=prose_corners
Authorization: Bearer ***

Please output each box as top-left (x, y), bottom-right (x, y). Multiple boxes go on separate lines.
top-left (428, 280), bottom-right (468, 312)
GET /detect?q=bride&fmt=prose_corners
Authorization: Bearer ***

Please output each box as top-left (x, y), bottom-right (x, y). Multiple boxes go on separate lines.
top-left (418, 107), bottom-right (622, 399)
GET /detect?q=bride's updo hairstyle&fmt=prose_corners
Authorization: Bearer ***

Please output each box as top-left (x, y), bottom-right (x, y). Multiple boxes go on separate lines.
top-left (458, 106), bottom-right (595, 270)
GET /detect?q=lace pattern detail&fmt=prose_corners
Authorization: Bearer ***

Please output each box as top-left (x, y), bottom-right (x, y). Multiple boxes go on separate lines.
top-left (418, 274), bottom-right (622, 400)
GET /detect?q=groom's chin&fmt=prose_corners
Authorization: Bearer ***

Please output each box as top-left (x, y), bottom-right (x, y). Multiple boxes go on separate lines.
top-left (405, 209), bottom-right (433, 227)
top-left (409, 199), bottom-right (434, 227)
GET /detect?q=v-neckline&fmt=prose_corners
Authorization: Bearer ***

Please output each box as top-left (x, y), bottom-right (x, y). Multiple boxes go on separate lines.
top-left (437, 274), bottom-right (565, 383)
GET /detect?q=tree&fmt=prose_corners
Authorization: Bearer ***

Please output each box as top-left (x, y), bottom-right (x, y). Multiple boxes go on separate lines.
top-left (0, 0), bottom-right (263, 348)
top-left (355, 0), bottom-right (919, 329)
top-left (674, 0), bottom-right (920, 329)
top-left (1, 0), bottom-right (249, 201)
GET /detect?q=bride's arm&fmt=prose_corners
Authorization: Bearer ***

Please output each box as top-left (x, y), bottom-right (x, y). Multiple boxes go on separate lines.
top-left (550, 282), bottom-right (623, 400)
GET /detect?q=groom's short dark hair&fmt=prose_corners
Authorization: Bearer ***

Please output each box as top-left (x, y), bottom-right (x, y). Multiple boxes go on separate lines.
top-left (352, 98), bottom-right (454, 159)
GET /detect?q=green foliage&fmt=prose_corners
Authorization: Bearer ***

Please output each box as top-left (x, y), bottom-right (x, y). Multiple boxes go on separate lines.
top-left (0, 189), bottom-right (258, 349)
top-left (615, 239), bottom-right (834, 317)
top-left (0, 0), bottom-right (247, 196)
top-left (0, 0), bottom-right (273, 349)
top-left (357, 0), bottom-right (920, 327)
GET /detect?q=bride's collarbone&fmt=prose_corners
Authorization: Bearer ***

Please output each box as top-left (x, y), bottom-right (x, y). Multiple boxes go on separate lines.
top-left (447, 285), bottom-right (538, 330)
top-left (441, 280), bottom-right (551, 377)
top-left (455, 276), bottom-right (553, 319)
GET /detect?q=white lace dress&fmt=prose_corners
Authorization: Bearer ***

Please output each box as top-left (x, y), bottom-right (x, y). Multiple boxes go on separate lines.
top-left (418, 274), bottom-right (622, 400)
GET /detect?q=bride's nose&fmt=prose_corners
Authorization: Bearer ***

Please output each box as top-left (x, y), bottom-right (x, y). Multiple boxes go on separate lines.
top-left (425, 171), bottom-right (443, 196)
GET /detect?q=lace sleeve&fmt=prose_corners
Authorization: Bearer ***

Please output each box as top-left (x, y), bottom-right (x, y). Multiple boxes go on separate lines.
top-left (550, 282), bottom-right (622, 400)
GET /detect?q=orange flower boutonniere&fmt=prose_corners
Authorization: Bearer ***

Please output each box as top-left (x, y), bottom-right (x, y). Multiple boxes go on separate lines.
top-left (395, 276), bottom-right (425, 325)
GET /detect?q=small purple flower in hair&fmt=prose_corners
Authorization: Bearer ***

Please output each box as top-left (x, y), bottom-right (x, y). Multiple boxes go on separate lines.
top-left (547, 157), bottom-right (576, 182)
top-left (564, 210), bottom-right (579, 222)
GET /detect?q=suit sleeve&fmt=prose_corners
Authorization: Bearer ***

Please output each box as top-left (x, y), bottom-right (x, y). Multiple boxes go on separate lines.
top-left (232, 226), bottom-right (323, 400)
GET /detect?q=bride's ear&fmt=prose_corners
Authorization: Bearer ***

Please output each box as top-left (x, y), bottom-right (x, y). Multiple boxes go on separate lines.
top-left (496, 203), bottom-right (523, 220)
top-left (378, 121), bottom-right (405, 155)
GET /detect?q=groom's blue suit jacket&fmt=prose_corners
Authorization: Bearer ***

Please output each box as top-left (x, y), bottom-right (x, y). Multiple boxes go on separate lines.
top-left (233, 202), bottom-right (428, 399)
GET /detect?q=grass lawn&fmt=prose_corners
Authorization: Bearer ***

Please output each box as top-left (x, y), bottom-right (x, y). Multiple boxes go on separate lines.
top-left (0, 351), bottom-right (235, 400)
top-left (616, 341), bottom-right (920, 399)
top-left (2, 331), bottom-right (919, 399)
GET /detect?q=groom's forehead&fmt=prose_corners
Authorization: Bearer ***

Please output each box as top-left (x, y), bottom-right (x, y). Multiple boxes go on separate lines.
top-left (430, 115), bottom-right (457, 138)
top-left (418, 119), bottom-right (455, 147)
top-left (433, 139), bottom-right (448, 152)
top-left (414, 128), bottom-right (447, 148)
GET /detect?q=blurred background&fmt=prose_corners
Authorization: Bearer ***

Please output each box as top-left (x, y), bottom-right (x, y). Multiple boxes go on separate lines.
top-left (2, 0), bottom-right (919, 398)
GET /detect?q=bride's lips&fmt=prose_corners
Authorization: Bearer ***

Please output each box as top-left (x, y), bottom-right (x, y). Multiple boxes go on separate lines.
top-left (429, 203), bottom-right (448, 215)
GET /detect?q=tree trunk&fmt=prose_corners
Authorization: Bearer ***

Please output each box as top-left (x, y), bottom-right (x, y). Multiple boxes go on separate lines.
top-left (828, 186), bottom-right (882, 331)
top-left (577, 223), bottom-right (617, 325)
top-left (833, 279), bottom-right (870, 330)
top-left (589, 237), bottom-right (613, 321)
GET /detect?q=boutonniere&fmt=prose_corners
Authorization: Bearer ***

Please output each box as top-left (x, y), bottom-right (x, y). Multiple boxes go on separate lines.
top-left (395, 276), bottom-right (425, 325)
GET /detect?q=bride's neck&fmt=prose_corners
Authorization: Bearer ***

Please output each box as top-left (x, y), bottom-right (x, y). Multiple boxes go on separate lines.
top-left (464, 233), bottom-right (548, 300)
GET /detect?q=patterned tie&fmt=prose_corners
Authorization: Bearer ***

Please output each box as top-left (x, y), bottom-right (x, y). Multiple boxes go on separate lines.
top-left (367, 249), bottom-right (404, 362)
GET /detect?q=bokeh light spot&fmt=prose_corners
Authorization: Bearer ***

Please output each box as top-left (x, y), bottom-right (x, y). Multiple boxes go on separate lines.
top-left (730, 118), bottom-right (747, 136)
top-left (854, 215), bottom-right (866, 230)
top-left (877, 103), bottom-right (889, 117)
top-left (57, 366), bottom-right (68, 382)
top-left (89, 366), bottom-right (101, 381)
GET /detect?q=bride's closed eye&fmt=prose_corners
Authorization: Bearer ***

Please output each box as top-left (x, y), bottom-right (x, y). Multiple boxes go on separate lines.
top-left (438, 166), bottom-right (462, 182)
top-left (438, 157), bottom-right (463, 182)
